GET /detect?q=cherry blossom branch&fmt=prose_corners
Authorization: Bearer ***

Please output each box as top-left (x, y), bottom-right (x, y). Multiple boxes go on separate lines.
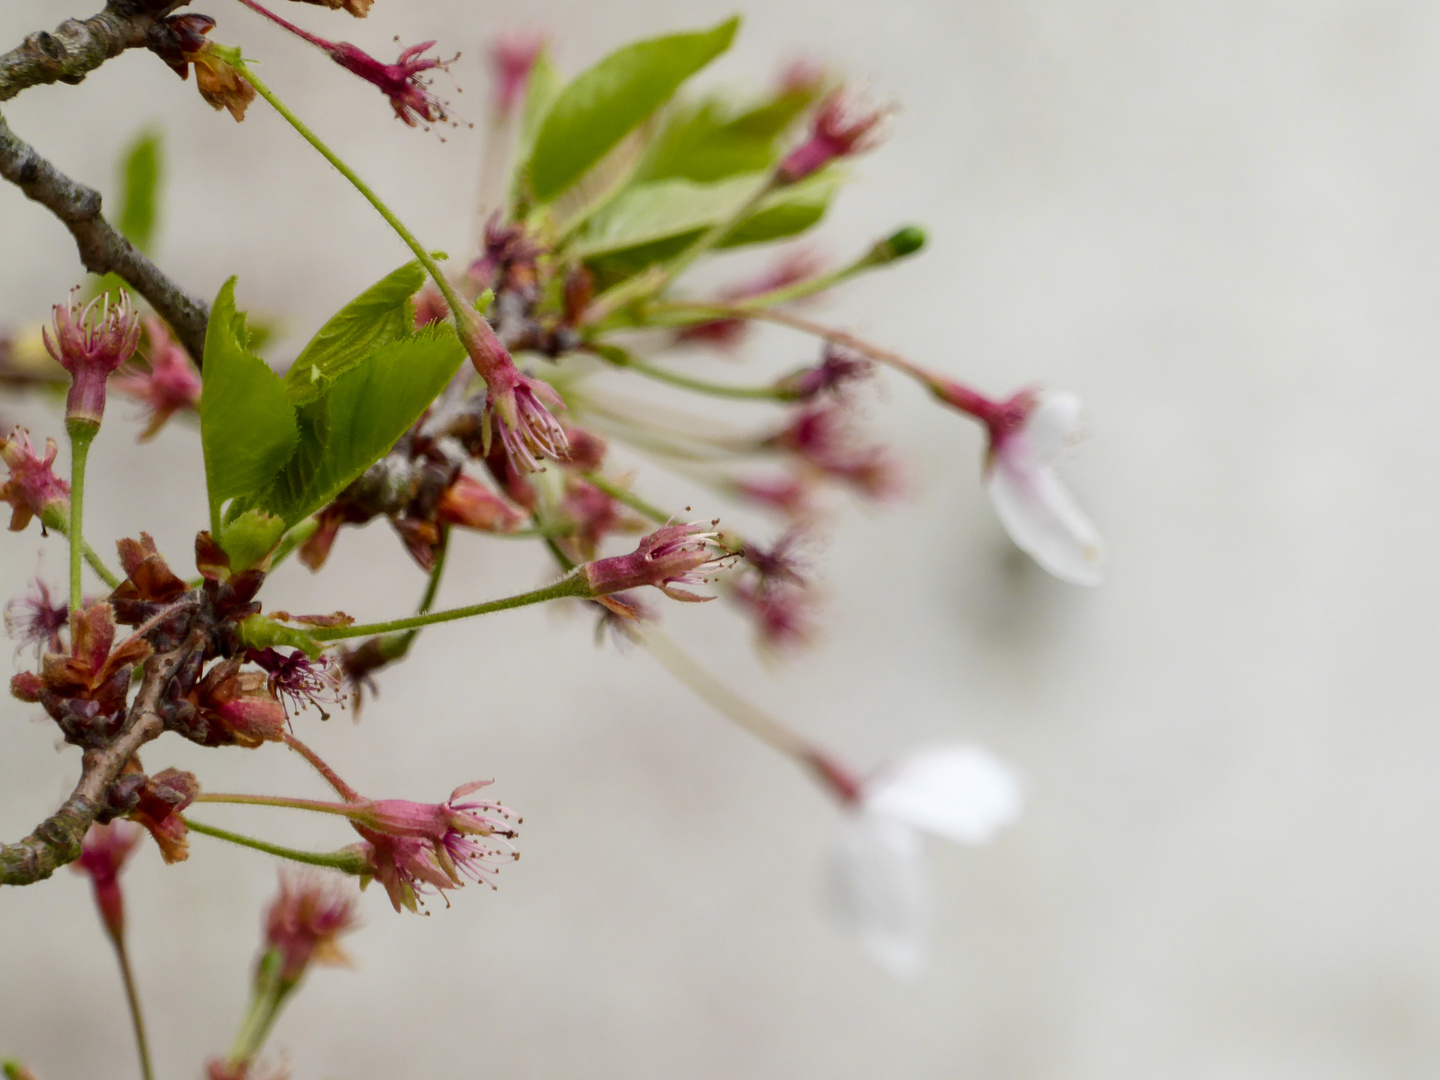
top-left (0, 629), bottom-right (205, 886)
top-left (0, 113), bottom-right (211, 363)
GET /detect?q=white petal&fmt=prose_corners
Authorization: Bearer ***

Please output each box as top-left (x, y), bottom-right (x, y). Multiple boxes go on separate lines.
top-left (828, 811), bottom-right (931, 978)
top-left (987, 450), bottom-right (1105, 585)
top-left (1022, 391), bottom-right (1084, 464)
top-left (865, 744), bottom-right (1023, 844)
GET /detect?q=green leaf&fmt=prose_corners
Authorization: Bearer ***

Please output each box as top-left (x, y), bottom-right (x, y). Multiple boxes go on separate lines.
top-left (283, 261), bottom-right (425, 407)
top-left (574, 167), bottom-right (841, 262)
top-left (519, 48), bottom-right (564, 160)
top-left (527, 17), bottom-right (740, 203)
top-left (634, 86), bottom-right (815, 184)
top-left (116, 130), bottom-right (163, 254)
top-left (254, 328), bottom-right (465, 527)
top-left (201, 279), bottom-right (298, 528)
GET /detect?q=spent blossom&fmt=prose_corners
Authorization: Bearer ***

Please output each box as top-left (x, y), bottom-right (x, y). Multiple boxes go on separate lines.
top-left (931, 380), bottom-right (1104, 585)
top-left (324, 39), bottom-right (456, 127)
top-left (462, 308), bottom-right (569, 472)
top-left (0, 428), bottom-right (70, 531)
top-left (814, 744), bottom-right (1023, 976)
top-left (582, 522), bottom-right (736, 603)
top-left (262, 872), bottom-right (359, 986)
top-left (779, 87), bottom-right (889, 183)
top-left (113, 317), bottom-right (202, 440)
top-left (247, 647), bottom-right (344, 719)
top-left (42, 288), bottom-right (141, 430)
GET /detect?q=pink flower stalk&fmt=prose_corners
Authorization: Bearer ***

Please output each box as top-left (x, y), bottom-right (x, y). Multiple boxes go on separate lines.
top-left (779, 87), bottom-right (890, 184)
top-left (930, 380), bottom-right (1104, 585)
top-left (42, 288), bottom-right (141, 430)
top-left (490, 30), bottom-right (546, 114)
top-left (462, 309), bottom-right (569, 472)
top-left (349, 781), bottom-right (520, 912)
top-left (72, 820), bottom-right (143, 941)
top-left (263, 871), bottom-right (359, 985)
top-left (112, 317), bottom-right (202, 441)
top-left (582, 522), bottom-right (736, 603)
top-left (4, 576), bottom-right (68, 657)
top-left (0, 427), bottom-right (71, 531)
top-left (677, 249), bottom-right (825, 349)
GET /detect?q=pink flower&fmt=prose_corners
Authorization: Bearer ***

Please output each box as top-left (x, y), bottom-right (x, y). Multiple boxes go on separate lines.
top-left (72, 820), bottom-right (143, 940)
top-left (490, 31), bottom-right (546, 115)
top-left (779, 88), bottom-right (889, 184)
top-left (931, 381), bottom-right (1104, 585)
top-left (772, 404), bottom-right (904, 501)
top-left (112, 317), bottom-right (202, 440)
top-left (349, 781), bottom-right (520, 912)
top-left (4, 576), bottom-right (68, 657)
top-left (0, 427), bottom-right (69, 531)
top-left (42, 288), bottom-right (141, 429)
top-left (582, 522), bottom-right (735, 603)
top-left (246, 648), bottom-right (344, 719)
top-left (325, 39), bottom-right (456, 127)
top-left (774, 344), bottom-right (874, 402)
top-left (813, 745), bottom-right (1023, 977)
top-left (462, 309), bottom-right (569, 473)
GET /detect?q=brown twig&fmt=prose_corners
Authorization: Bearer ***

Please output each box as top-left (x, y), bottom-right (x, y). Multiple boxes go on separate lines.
top-left (0, 2), bottom-right (186, 104)
top-left (0, 629), bottom-right (204, 886)
top-left (0, 112), bottom-right (210, 363)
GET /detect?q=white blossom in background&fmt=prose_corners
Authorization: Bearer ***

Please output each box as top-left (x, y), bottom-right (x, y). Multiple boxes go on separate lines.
top-left (927, 377), bottom-right (1104, 585)
top-left (985, 391), bottom-right (1104, 586)
top-left (824, 744), bottom-right (1023, 977)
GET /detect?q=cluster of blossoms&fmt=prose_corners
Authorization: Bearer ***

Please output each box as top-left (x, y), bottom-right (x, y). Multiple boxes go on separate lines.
top-left (0, 4), bottom-right (1108, 1076)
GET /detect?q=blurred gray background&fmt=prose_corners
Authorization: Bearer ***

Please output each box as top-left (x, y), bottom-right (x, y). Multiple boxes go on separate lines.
top-left (5, 1), bottom-right (1440, 1077)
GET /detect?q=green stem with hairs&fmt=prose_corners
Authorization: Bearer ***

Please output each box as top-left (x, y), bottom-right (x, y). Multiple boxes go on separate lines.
top-left (590, 342), bottom-right (792, 402)
top-left (304, 570), bottom-right (590, 641)
top-left (43, 506), bottom-right (123, 590)
top-left (223, 50), bottom-right (485, 360)
top-left (184, 816), bottom-right (370, 873)
top-left (65, 424), bottom-right (94, 612)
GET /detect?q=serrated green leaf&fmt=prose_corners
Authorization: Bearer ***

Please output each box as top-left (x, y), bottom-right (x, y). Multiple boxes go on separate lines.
top-left (527, 17), bottom-right (740, 203)
top-left (573, 167), bottom-right (841, 262)
top-left (283, 261), bottom-right (425, 407)
top-left (117, 130), bottom-right (163, 254)
top-left (254, 328), bottom-right (465, 527)
top-left (201, 279), bottom-right (299, 528)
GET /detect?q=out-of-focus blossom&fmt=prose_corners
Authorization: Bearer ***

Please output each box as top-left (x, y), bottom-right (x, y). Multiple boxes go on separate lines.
top-left (490, 31), bottom-right (546, 115)
top-left (774, 344), bottom-right (874, 402)
top-left (779, 87), bottom-right (889, 183)
top-left (72, 820), bottom-right (143, 940)
top-left (931, 381), bottom-right (1104, 585)
top-left (772, 404), bottom-right (904, 502)
top-left (113, 317), bottom-right (202, 441)
top-left (677, 250), bottom-right (824, 349)
top-left (817, 744), bottom-right (1022, 977)
top-left (263, 871), bottom-right (359, 985)
top-left (4, 576), bottom-right (67, 657)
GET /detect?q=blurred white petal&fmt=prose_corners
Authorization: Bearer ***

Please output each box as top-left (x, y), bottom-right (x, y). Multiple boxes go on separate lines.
top-left (1022, 391), bottom-right (1084, 462)
top-left (865, 744), bottom-right (1024, 844)
top-left (829, 811), bottom-right (930, 978)
top-left (987, 445), bottom-right (1104, 586)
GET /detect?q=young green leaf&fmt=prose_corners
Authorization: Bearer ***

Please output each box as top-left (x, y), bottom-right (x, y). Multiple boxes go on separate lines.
top-left (283, 261), bottom-right (425, 407)
top-left (633, 86), bottom-right (816, 185)
top-left (201, 279), bottom-right (299, 529)
top-left (526, 17), bottom-right (740, 203)
top-left (573, 167), bottom-right (841, 262)
top-left (256, 328), bottom-right (465, 527)
top-left (116, 130), bottom-right (163, 254)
